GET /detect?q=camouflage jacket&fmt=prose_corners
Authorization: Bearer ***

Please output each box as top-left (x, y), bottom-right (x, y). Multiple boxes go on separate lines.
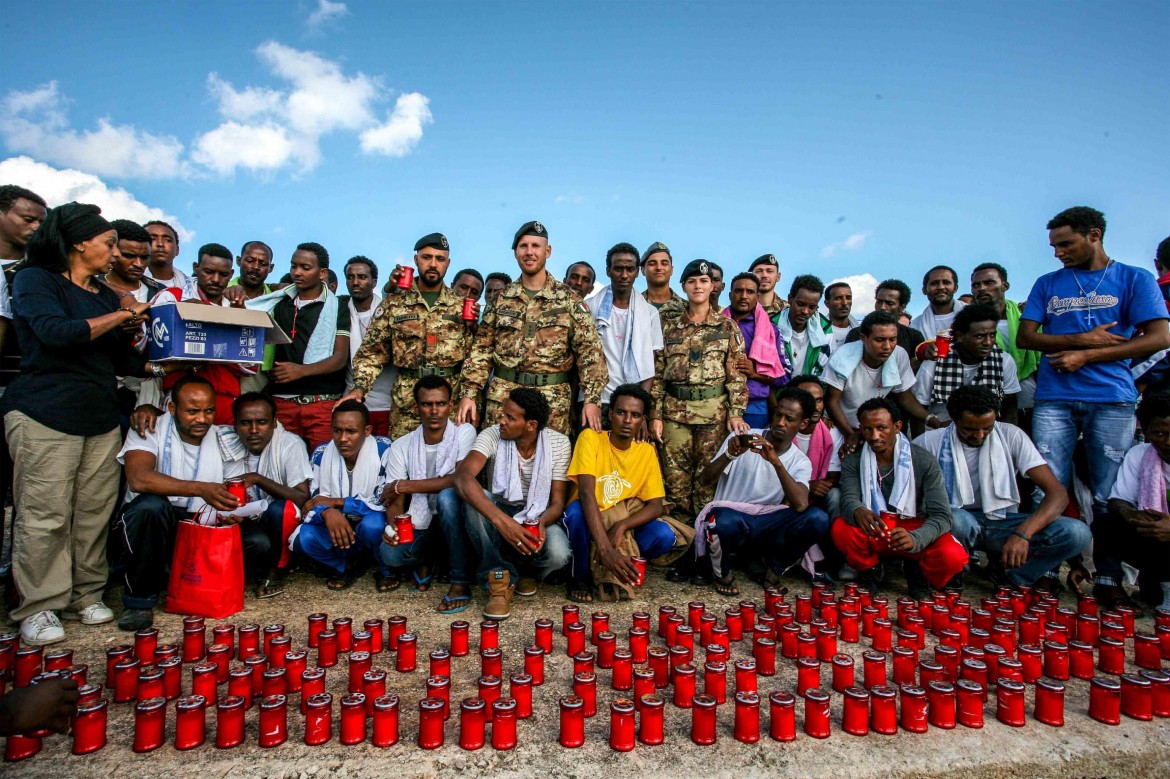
top-left (652, 306), bottom-right (748, 423)
top-left (350, 283), bottom-right (474, 393)
top-left (460, 272), bottom-right (608, 405)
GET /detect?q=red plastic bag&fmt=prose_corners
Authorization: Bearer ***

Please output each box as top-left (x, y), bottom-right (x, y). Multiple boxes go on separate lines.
top-left (165, 517), bottom-right (245, 619)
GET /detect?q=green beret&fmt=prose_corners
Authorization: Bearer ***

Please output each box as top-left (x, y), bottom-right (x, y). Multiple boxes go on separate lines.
top-left (680, 259), bottom-right (712, 283)
top-left (750, 253), bottom-right (778, 271)
top-left (512, 220), bottom-right (548, 250)
top-left (414, 232), bottom-right (449, 252)
top-left (640, 241), bottom-right (671, 265)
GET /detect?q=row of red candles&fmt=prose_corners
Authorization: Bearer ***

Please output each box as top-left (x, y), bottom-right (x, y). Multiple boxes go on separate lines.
top-left (4, 584), bottom-right (1169, 759)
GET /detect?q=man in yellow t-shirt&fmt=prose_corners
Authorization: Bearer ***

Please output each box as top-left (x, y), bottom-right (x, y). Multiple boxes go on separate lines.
top-left (563, 384), bottom-right (679, 601)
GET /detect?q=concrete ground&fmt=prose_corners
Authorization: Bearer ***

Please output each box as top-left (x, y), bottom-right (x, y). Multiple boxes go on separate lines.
top-left (4, 565), bottom-right (1169, 778)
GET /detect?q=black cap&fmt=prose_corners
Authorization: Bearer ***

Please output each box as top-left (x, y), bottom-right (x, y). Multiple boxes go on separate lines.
top-left (680, 259), bottom-right (712, 283)
top-left (512, 220), bottom-right (548, 250)
top-left (750, 253), bottom-right (778, 271)
top-left (640, 241), bottom-right (671, 266)
top-left (414, 232), bottom-right (449, 252)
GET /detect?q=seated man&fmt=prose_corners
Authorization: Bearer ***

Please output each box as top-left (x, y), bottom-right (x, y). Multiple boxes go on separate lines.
top-left (912, 304), bottom-right (1020, 424)
top-left (380, 376), bottom-right (477, 612)
top-left (831, 397), bottom-right (968, 598)
top-left (915, 386), bottom-right (1090, 591)
top-left (1104, 391), bottom-right (1170, 613)
top-left (454, 387), bottom-right (572, 620)
top-left (115, 376), bottom-right (243, 631)
top-left (220, 392), bottom-right (313, 598)
top-left (563, 384), bottom-right (686, 602)
top-left (786, 374), bottom-right (840, 516)
top-left (696, 387), bottom-right (829, 595)
top-left (292, 400), bottom-right (394, 591)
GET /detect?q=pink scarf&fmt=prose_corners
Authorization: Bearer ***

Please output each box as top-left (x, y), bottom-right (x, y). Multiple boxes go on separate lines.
top-left (806, 420), bottom-right (834, 481)
top-left (723, 303), bottom-right (786, 380)
top-left (1138, 444), bottom-right (1168, 513)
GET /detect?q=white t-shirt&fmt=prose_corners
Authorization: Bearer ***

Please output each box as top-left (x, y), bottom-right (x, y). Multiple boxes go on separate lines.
top-left (828, 426), bottom-right (845, 473)
top-left (910, 301), bottom-right (966, 340)
top-left (912, 353), bottom-right (1021, 422)
top-left (472, 425), bottom-right (571, 505)
top-left (789, 329), bottom-right (810, 375)
top-left (821, 347), bottom-right (916, 428)
top-left (118, 427), bottom-right (204, 507)
top-left (238, 433), bottom-right (314, 501)
top-left (711, 430), bottom-right (812, 505)
top-left (594, 301), bottom-right (662, 404)
top-left (145, 265), bottom-right (190, 289)
top-left (829, 325), bottom-right (853, 354)
top-left (793, 431), bottom-right (811, 456)
top-left (914, 423), bottom-right (1045, 513)
top-left (386, 424), bottom-right (477, 513)
top-left (1109, 443), bottom-right (1170, 506)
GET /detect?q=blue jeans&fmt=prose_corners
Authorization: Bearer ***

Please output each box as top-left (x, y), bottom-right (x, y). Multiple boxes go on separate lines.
top-left (463, 487), bottom-right (572, 585)
top-left (378, 488), bottom-right (472, 585)
top-left (1031, 401), bottom-right (1134, 517)
top-left (708, 505), bottom-right (830, 579)
top-left (950, 508), bottom-right (1092, 587)
top-left (294, 508), bottom-right (390, 577)
top-left (744, 399), bottom-right (769, 430)
top-left (562, 499), bottom-right (678, 581)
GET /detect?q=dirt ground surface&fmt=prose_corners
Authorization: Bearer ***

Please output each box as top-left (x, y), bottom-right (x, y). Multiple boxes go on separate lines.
top-left (4, 567), bottom-right (1170, 779)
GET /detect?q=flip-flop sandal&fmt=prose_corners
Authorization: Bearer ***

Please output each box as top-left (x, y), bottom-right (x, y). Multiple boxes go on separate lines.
top-left (436, 593), bottom-right (472, 614)
top-left (374, 574), bottom-right (400, 593)
top-left (713, 575), bottom-right (740, 597)
top-left (326, 575), bottom-right (355, 591)
top-left (411, 570), bottom-right (433, 592)
top-left (254, 578), bottom-right (285, 599)
top-left (566, 580), bottom-right (595, 603)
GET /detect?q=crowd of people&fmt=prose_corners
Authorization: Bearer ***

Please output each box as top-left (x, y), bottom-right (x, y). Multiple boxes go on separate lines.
top-left (2, 183), bottom-right (1170, 653)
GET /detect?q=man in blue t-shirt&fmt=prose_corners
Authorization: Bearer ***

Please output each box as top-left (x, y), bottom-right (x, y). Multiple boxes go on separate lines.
top-left (1018, 206), bottom-right (1170, 610)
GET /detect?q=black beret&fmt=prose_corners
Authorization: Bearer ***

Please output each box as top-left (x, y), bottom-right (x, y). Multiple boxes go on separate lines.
top-left (640, 241), bottom-right (671, 265)
top-left (680, 259), bottom-right (712, 283)
top-left (512, 220), bottom-right (548, 250)
top-left (414, 232), bottom-right (449, 252)
top-left (750, 253), bottom-right (778, 271)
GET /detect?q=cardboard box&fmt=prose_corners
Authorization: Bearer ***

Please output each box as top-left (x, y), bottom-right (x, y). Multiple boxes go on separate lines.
top-left (147, 302), bottom-right (290, 363)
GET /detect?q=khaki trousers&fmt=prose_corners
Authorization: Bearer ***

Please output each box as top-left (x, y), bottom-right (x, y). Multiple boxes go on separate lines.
top-left (5, 411), bottom-right (121, 621)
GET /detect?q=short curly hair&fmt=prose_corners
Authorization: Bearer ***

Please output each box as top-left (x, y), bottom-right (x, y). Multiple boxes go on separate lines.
top-left (508, 387), bottom-right (550, 430)
top-left (1047, 206), bottom-right (1106, 238)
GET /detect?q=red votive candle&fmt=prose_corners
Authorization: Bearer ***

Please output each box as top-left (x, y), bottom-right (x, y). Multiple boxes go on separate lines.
top-left (372, 695), bottom-right (400, 747)
top-left (566, 623), bottom-right (586, 657)
top-left (258, 694), bottom-right (288, 748)
top-left (534, 618), bottom-right (554, 653)
top-left (804, 688), bottom-right (831, 738)
top-left (364, 619), bottom-right (385, 653)
top-left (304, 692), bottom-right (333, 745)
top-left (340, 693), bottom-right (367, 745)
top-left (796, 656), bottom-right (820, 696)
top-left (899, 685), bottom-right (928, 733)
top-left (396, 633), bottom-right (417, 672)
top-left (691, 693), bottom-right (717, 745)
top-left (215, 696), bottom-right (246, 749)
top-left (769, 690), bottom-right (796, 741)
top-left (450, 620), bottom-right (470, 657)
top-left (1121, 674), bottom-right (1153, 721)
top-left (426, 675), bottom-right (451, 719)
top-left (418, 697), bottom-right (445, 749)
top-left (609, 698), bottom-right (636, 751)
top-left (870, 685), bottom-right (898, 735)
top-left (560, 695), bottom-right (586, 747)
top-left (72, 698), bottom-right (108, 755)
top-left (842, 685), bottom-right (870, 736)
top-left (363, 669), bottom-right (387, 715)
top-left (648, 646), bottom-right (670, 688)
top-left (300, 667), bottom-right (326, 713)
top-left (565, 604), bottom-right (583, 636)
top-left (524, 645), bottom-right (545, 685)
top-left (734, 690), bottom-right (761, 743)
top-left (612, 649), bottom-right (633, 691)
top-left (132, 696), bottom-right (167, 752)
top-left (1089, 675), bottom-right (1121, 725)
top-left (459, 697), bottom-right (486, 750)
top-left (673, 663), bottom-right (696, 708)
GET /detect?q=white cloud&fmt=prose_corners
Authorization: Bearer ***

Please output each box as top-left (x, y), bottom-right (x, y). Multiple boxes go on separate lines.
top-left (0, 82), bottom-right (189, 180)
top-left (555, 192), bottom-right (585, 205)
top-left (829, 273), bottom-right (880, 316)
top-left (821, 230), bottom-right (871, 259)
top-left (359, 93), bottom-right (432, 157)
top-left (1, 42), bottom-right (430, 181)
top-left (0, 156), bottom-right (193, 242)
top-left (306, 0), bottom-right (349, 31)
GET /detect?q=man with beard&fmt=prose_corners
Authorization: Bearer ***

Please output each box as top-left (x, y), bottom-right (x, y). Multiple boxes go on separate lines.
top-left (831, 397), bottom-right (967, 598)
top-left (970, 263), bottom-right (1040, 414)
top-left (724, 273), bottom-right (789, 429)
top-left (911, 265), bottom-right (966, 347)
top-left (640, 242), bottom-right (685, 320)
top-left (115, 376), bottom-right (242, 630)
top-left (751, 254), bottom-right (786, 320)
top-left (458, 221), bottom-right (608, 436)
top-left (231, 241), bottom-right (274, 300)
top-left (777, 275), bottom-right (833, 376)
top-left (1019, 206), bottom-right (1170, 613)
top-left (345, 234), bottom-right (477, 439)
top-left (825, 281), bottom-right (858, 353)
top-left (143, 220), bottom-right (188, 288)
top-left (913, 304), bottom-right (1020, 424)
top-left (564, 262), bottom-right (596, 299)
top-left (342, 256), bottom-right (393, 436)
top-left (587, 243), bottom-right (661, 417)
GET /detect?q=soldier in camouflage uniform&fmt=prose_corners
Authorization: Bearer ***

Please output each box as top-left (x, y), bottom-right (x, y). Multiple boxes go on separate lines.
top-left (640, 242), bottom-right (686, 321)
top-left (344, 233), bottom-right (477, 438)
top-left (457, 220), bottom-right (608, 437)
top-left (650, 260), bottom-right (750, 525)
top-left (752, 253), bottom-right (788, 322)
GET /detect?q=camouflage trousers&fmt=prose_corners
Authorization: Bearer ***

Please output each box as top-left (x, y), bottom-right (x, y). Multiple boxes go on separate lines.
top-left (484, 376), bottom-right (573, 437)
top-left (389, 374), bottom-right (463, 440)
top-left (662, 418), bottom-right (726, 524)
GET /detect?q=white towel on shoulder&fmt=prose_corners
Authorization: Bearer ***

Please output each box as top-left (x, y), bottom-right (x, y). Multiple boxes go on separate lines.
top-left (491, 429), bottom-right (552, 524)
top-left (861, 432), bottom-right (917, 518)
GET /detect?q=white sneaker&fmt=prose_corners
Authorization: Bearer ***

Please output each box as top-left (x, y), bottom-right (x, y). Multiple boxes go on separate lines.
top-left (21, 610), bottom-right (65, 646)
top-left (63, 602), bottom-right (115, 625)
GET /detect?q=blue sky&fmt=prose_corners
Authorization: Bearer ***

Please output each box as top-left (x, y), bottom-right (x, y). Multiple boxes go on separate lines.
top-left (2, 0), bottom-right (1167, 315)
